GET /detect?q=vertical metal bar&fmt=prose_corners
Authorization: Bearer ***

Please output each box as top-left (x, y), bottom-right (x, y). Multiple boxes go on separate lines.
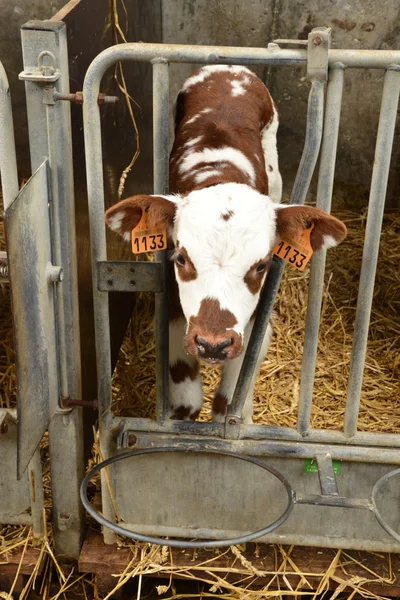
top-left (21, 21), bottom-right (84, 559)
top-left (82, 52), bottom-right (118, 545)
top-left (316, 453), bottom-right (339, 496)
top-left (226, 78), bottom-right (326, 427)
top-left (297, 65), bottom-right (345, 436)
top-left (344, 66), bottom-right (400, 437)
top-left (45, 99), bottom-right (69, 401)
top-left (0, 62), bottom-right (19, 209)
top-left (152, 59), bottom-right (170, 423)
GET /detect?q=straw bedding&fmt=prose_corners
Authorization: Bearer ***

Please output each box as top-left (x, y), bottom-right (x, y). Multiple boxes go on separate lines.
top-left (1, 203), bottom-right (400, 598)
top-left (111, 207), bottom-right (400, 432)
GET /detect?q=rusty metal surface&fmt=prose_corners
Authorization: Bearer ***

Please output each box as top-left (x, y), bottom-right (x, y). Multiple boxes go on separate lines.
top-left (4, 160), bottom-right (58, 478)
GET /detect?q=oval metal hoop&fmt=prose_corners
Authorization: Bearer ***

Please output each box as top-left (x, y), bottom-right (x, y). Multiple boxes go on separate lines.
top-left (80, 447), bottom-right (296, 548)
top-left (371, 467), bottom-right (400, 544)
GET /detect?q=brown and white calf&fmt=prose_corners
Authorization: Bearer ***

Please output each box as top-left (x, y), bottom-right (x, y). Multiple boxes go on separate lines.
top-left (105, 65), bottom-right (347, 424)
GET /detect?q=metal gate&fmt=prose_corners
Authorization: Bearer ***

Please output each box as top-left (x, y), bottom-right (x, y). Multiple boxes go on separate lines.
top-left (1, 23), bottom-right (400, 555)
top-left (80, 28), bottom-right (400, 551)
top-left (1, 22), bottom-right (84, 559)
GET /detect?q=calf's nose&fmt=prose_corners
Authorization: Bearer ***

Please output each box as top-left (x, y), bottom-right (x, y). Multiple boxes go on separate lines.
top-left (195, 336), bottom-right (233, 360)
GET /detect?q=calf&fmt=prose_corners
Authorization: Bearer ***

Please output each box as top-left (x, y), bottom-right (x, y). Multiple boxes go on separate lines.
top-left (105, 65), bottom-right (347, 424)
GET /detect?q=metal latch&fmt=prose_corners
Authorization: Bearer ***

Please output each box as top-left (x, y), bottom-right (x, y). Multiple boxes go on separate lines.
top-left (0, 251), bottom-right (8, 282)
top-left (19, 50), bottom-right (60, 83)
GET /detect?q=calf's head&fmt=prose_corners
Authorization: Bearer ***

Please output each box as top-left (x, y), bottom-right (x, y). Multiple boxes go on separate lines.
top-left (105, 183), bottom-right (346, 362)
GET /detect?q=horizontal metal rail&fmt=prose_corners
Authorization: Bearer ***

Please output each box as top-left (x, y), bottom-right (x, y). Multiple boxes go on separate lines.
top-left (120, 432), bottom-right (400, 465)
top-left (116, 418), bottom-right (400, 454)
top-left (87, 42), bottom-right (400, 70)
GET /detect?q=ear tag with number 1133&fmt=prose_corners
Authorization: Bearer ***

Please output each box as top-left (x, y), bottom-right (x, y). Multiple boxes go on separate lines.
top-left (273, 221), bottom-right (315, 271)
top-left (131, 209), bottom-right (167, 254)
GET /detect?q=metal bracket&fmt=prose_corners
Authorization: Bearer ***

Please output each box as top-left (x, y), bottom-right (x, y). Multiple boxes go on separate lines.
top-left (224, 414), bottom-right (242, 440)
top-left (19, 50), bottom-right (60, 83)
top-left (97, 260), bottom-right (163, 292)
top-left (316, 452), bottom-right (339, 496)
top-left (307, 27), bottom-right (331, 81)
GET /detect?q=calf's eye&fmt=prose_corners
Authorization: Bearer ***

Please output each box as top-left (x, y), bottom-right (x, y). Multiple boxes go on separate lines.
top-left (256, 262), bottom-right (267, 273)
top-left (176, 253), bottom-right (186, 266)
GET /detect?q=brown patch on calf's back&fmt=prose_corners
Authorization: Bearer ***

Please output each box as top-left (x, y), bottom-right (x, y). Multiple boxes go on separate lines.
top-left (170, 359), bottom-right (199, 384)
top-left (169, 67), bottom-right (274, 196)
top-left (213, 393), bottom-right (229, 416)
top-left (221, 210), bottom-right (234, 221)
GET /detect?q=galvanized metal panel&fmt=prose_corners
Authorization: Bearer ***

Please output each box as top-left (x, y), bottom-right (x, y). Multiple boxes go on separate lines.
top-left (5, 160), bottom-right (58, 478)
top-left (97, 261), bottom-right (163, 293)
top-left (0, 419), bottom-right (44, 536)
top-left (111, 451), bottom-right (400, 552)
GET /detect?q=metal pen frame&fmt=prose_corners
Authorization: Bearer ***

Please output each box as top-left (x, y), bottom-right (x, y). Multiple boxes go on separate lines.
top-left (83, 30), bottom-right (400, 466)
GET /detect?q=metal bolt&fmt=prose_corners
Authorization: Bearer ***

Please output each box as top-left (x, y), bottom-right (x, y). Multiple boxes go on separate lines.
top-left (127, 433), bottom-right (137, 447)
top-left (313, 35), bottom-right (322, 45)
top-left (229, 418), bottom-right (237, 425)
top-left (53, 91), bottom-right (118, 105)
top-left (97, 92), bottom-right (119, 105)
top-left (46, 263), bottom-right (64, 283)
top-left (0, 422), bottom-right (8, 434)
top-left (60, 395), bottom-right (98, 410)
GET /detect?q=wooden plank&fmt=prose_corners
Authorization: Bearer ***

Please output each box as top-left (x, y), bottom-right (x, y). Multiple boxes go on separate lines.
top-left (0, 544), bottom-right (44, 576)
top-left (78, 530), bottom-right (400, 596)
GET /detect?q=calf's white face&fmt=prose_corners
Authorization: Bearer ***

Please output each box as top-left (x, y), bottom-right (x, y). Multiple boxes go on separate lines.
top-left (171, 183), bottom-right (276, 361)
top-left (105, 182), bottom-right (347, 363)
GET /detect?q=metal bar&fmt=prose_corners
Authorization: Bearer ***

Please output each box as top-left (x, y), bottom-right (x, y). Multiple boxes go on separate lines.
top-left (45, 98), bottom-right (69, 401)
top-left (103, 522), bottom-right (400, 553)
top-left (152, 59), bottom-right (170, 424)
top-left (227, 31), bottom-right (328, 428)
top-left (296, 495), bottom-right (371, 509)
top-left (21, 20), bottom-right (84, 559)
top-left (81, 447), bottom-right (295, 549)
top-left (82, 42), bottom-right (400, 71)
top-left (289, 80), bottom-right (326, 205)
top-left (297, 65), bottom-right (345, 435)
top-left (316, 453), bottom-right (339, 495)
top-left (122, 431), bottom-right (400, 465)
top-left (344, 66), bottom-right (400, 437)
top-left (82, 44), bottom-right (113, 427)
top-left (0, 62), bottom-right (19, 210)
top-left (116, 416), bottom-right (400, 449)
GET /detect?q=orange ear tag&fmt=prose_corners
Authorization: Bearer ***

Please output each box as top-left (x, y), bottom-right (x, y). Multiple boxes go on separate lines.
top-left (273, 222), bottom-right (315, 271)
top-left (131, 210), bottom-right (167, 255)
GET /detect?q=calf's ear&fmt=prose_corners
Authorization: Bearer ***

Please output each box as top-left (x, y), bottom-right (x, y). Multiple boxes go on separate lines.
top-left (105, 194), bottom-right (177, 241)
top-left (275, 205), bottom-right (347, 251)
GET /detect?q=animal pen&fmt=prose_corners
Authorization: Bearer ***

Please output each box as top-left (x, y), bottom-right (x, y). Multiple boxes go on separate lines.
top-left (0, 13), bottom-right (400, 597)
